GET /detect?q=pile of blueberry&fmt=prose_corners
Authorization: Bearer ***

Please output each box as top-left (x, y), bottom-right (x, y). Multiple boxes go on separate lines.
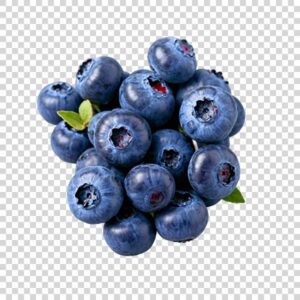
top-left (37, 37), bottom-right (245, 256)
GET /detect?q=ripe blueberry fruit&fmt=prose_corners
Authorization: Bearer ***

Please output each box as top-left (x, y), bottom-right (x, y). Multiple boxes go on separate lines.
top-left (148, 37), bottom-right (197, 84)
top-left (51, 121), bottom-right (91, 163)
top-left (147, 129), bottom-right (193, 183)
top-left (155, 190), bottom-right (208, 242)
top-left (94, 109), bottom-right (152, 168)
top-left (176, 69), bottom-right (231, 106)
top-left (37, 82), bottom-right (82, 125)
top-left (188, 144), bottom-right (240, 200)
top-left (75, 56), bottom-right (123, 105)
top-left (119, 70), bottom-right (175, 128)
top-left (229, 97), bottom-right (246, 137)
top-left (197, 137), bottom-right (230, 148)
top-left (125, 164), bottom-right (176, 212)
top-left (179, 86), bottom-right (237, 143)
top-left (67, 166), bottom-right (123, 224)
top-left (103, 202), bottom-right (156, 256)
top-left (87, 111), bottom-right (110, 146)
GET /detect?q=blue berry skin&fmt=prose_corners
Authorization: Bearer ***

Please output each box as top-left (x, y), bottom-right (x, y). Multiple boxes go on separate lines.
top-left (179, 87), bottom-right (237, 143)
top-left (147, 129), bottom-right (194, 182)
top-left (176, 69), bottom-right (231, 106)
top-left (75, 148), bottom-right (125, 184)
top-left (37, 82), bottom-right (82, 125)
top-left (103, 204), bottom-right (156, 256)
top-left (119, 70), bottom-right (175, 128)
top-left (51, 121), bottom-right (92, 163)
top-left (124, 164), bottom-right (176, 212)
top-left (87, 111), bottom-right (110, 146)
top-left (67, 166), bottom-right (123, 224)
top-left (148, 37), bottom-right (197, 84)
top-left (202, 197), bottom-right (222, 207)
top-left (188, 144), bottom-right (240, 200)
top-left (154, 191), bottom-right (208, 242)
top-left (197, 137), bottom-right (230, 148)
top-left (94, 109), bottom-right (152, 168)
top-left (75, 56), bottom-right (123, 106)
top-left (229, 97), bottom-right (245, 137)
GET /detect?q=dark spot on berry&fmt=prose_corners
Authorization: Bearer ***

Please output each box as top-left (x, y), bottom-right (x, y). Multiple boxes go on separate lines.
top-left (161, 149), bottom-right (180, 168)
top-left (172, 191), bottom-right (192, 206)
top-left (110, 127), bottom-right (133, 149)
top-left (75, 183), bottom-right (100, 209)
top-left (51, 82), bottom-right (70, 92)
top-left (77, 58), bottom-right (93, 81)
top-left (193, 98), bottom-right (217, 122)
top-left (148, 77), bottom-right (167, 94)
top-left (149, 192), bottom-right (164, 205)
top-left (218, 163), bottom-right (235, 185)
top-left (176, 39), bottom-right (194, 57)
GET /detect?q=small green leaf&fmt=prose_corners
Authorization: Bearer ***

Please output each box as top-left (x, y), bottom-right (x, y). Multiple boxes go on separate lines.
top-left (223, 188), bottom-right (245, 203)
top-left (79, 100), bottom-right (94, 125)
top-left (57, 111), bottom-right (85, 131)
top-left (92, 103), bottom-right (101, 113)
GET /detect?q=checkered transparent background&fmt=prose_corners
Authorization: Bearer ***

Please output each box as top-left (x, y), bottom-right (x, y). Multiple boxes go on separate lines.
top-left (0, 0), bottom-right (299, 298)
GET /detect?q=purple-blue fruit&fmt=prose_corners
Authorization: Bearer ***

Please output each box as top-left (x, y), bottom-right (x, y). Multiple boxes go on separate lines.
top-left (75, 56), bottom-right (123, 105)
top-left (125, 164), bottom-right (176, 212)
top-left (94, 109), bottom-right (152, 168)
top-left (188, 144), bottom-right (240, 200)
top-left (197, 137), bottom-right (230, 148)
top-left (87, 111), bottom-right (110, 146)
top-left (179, 87), bottom-right (237, 142)
top-left (37, 82), bottom-right (82, 125)
top-left (51, 121), bottom-right (91, 163)
top-left (103, 203), bottom-right (156, 256)
top-left (119, 70), bottom-right (175, 128)
top-left (155, 190), bottom-right (208, 242)
top-left (67, 166), bottom-right (123, 224)
top-left (148, 37), bottom-right (197, 84)
top-left (229, 97), bottom-right (245, 137)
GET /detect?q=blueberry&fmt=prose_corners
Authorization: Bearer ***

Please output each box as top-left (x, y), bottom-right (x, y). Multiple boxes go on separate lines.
top-left (148, 37), bottom-right (197, 84)
top-left (75, 148), bottom-right (125, 184)
top-left (176, 69), bottom-right (231, 106)
top-left (119, 70), bottom-right (175, 128)
top-left (124, 164), bottom-right (175, 212)
top-left (51, 121), bottom-right (91, 163)
top-left (94, 109), bottom-right (152, 168)
top-left (147, 129), bottom-right (194, 183)
top-left (103, 202), bottom-right (156, 256)
top-left (37, 82), bottom-right (82, 125)
top-left (75, 57), bottom-right (123, 105)
top-left (229, 97), bottom-right (245, 137)
top-left (154, 190), bottom-right (208, 242)
top-left (67, 166), bottom-right (123, 224)
top-left (202, 197), bottom-right (222, 207)
top-left (179, 87), bottom-right (237, 143)
top-left (197, 137), bottom-right (230, 148)
top-left (188, 144), bottom-right (240, 200)
top-left (87, 111), bottom-right (110, 146)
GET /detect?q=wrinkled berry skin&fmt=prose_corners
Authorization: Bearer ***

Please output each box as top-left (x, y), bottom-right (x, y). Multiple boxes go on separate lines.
top-left (155, 191), bottom-right (208, 242)
top-left (229, 97), bottom-right (245, 137)
top-left (75, 56), bottom-right (123, 105)
top-left (197, 137), bottom-right (230, 148)
top-left (94, 109), bottom-right (152, 168)
top-left (179, 87), bottom-right (237, 143)
top-left (51, 121), bottom-right (91, 163)
top-left (148, 37), bottom-right (197, 84)
top-left (176, 69), bottom-right (231, 106)
top-left (75, 148), bottom-right (125, 184)
top-left (37, 82), bottom-right (82, 125)
top-left (104, 205), bottom-right (156, 256)
top-left (119, 70), bottom-right (175, 128)
top-left (147, 129), bottom-right (194, 182)
top-left (67, 166), bottom-right (123, 224)
top-left (125, 164), bottom-right (176, 212)
top-left (88, 111), bottom-right (110, 146)
top-left (188, 144), bottom-right (240, 200)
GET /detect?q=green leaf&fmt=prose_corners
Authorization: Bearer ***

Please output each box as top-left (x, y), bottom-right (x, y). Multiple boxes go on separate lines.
top-left (57, 111), bottom-right (85, 131)
top-left (223, 188), bottom-right (245, 203)
top-left (79, 100), bottom-right (93, 125)
top-left (92, 103), bottom-right (101, 113)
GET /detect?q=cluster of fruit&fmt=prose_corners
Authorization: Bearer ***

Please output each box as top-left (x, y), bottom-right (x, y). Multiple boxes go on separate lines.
top-left (37, 37), bottom-right (245, 256)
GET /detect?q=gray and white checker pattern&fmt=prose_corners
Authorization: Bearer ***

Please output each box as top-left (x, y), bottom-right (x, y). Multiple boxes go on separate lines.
top-left (0, 0), bottom-right (299, 298)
